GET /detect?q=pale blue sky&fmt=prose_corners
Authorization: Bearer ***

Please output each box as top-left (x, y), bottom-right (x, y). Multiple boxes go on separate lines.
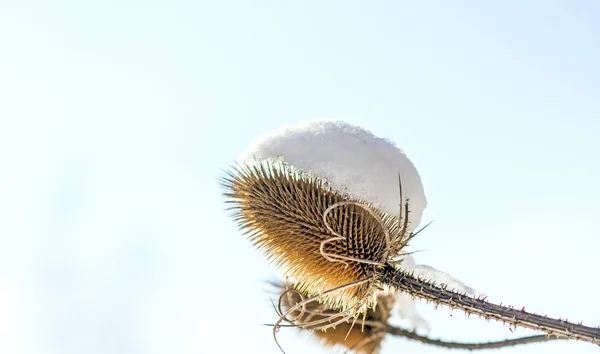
top-left (1, 1), bottom-right (599, 353)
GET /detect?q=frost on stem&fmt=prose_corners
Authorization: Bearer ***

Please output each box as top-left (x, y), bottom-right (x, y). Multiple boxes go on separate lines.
top-left (400, 264), bottom-right (478, 297)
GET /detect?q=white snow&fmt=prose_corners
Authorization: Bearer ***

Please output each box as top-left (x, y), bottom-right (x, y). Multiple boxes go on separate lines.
top-left (239, 118), bottom-right (427, 234)
top-left (403, 264), bottom-right (478, 296)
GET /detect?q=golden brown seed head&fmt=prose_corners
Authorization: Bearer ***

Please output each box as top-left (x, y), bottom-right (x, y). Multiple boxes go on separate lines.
top-left (222, 160), bottom-right (410, 312)
top-left (276, 281), bottom-right (395, 354)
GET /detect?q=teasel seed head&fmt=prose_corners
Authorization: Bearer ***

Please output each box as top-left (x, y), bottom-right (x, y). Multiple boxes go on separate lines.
top-left (274, 281), bottom-right (395, 354)
top-left (222, 160), bottom-right (414, 314)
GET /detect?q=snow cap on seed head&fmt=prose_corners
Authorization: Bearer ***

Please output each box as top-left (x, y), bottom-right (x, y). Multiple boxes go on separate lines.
top-left (235, 118), bottom-right (431, 330)
top-left (238, 118), bottom-right (427, 234)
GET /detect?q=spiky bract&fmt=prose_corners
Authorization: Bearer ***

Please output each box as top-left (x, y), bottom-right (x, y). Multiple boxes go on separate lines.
top-left (221, 160), bottom-right (409, 312)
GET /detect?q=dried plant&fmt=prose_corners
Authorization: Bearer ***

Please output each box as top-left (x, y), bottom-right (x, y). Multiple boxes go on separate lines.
top-left (221, 160), bottom-right (600, 352)
top-left (272, 281), bottom-right (562, 353)
top-left (273, 280), bottom-right (395, 354)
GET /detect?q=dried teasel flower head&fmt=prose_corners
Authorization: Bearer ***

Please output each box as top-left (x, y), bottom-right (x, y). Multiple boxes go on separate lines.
top-left (223, 161), bottom-right (411, 313)
top-left (274, 281), bottom-right (395, 354)
top-left (222, 119), bottom-right (428, 315)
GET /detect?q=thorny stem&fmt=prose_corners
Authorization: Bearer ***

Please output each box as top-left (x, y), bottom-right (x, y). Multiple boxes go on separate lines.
top-left (378, 263), bottom-right (600, 346)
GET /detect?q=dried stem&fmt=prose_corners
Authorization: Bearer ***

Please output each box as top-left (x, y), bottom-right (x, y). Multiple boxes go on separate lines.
top-left (376, 322), bottom-right (564, 350)
top-left (378, 264), bottom-right (600, 345)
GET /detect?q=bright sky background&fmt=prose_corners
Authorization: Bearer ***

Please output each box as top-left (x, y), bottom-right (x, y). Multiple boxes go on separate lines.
top-left (1, 1), bottom-right (599, 354)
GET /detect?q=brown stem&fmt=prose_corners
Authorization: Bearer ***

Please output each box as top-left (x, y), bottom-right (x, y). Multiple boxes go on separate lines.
top-left (378, 264), bottom-right (600, 346)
